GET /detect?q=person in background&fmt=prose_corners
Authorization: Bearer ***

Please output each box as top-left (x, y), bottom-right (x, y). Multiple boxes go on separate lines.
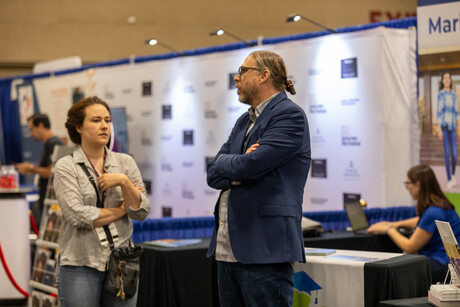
top-left (367, 164), bottom-right (460, 283)
top-left (54, 96), bottom-right (150, 306)
top-left (16, 113), bottom-right (63, 227)
top-left (206, 50), bottom-right (311, 306)
top-left (436, 71), bottom-right (459, 190)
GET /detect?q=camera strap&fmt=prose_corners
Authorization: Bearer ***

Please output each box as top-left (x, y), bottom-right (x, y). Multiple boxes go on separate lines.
top-left (77, 162), bottom-right (116, 250)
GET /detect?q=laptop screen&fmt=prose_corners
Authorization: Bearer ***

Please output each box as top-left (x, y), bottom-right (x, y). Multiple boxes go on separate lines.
top-left (344, 201), bottom-right (369, 232)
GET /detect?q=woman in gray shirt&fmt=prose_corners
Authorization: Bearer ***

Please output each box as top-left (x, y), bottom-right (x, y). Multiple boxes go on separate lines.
top-left (54, 96), bottom-right (150, 307)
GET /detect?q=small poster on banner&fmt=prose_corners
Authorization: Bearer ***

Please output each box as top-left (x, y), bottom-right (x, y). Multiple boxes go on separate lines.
top-left (311, 159), bottom-right (327, 178)
top-left (183, 130), bottom-right (194, 145)
top-left (228, 73), bottom-right (237, 89)
top-left (162, 105), bottom-right (172, 119)
top-left (142, 81), bottom-right (152, 96)
top-left (341, 58), bottom-right (358, 78)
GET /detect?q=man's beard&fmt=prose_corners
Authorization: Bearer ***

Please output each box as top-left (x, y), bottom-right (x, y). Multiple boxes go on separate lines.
top-left (237, 84), bottom-right (258, 106)
top-left (238, 93), bottom-right (251, 105)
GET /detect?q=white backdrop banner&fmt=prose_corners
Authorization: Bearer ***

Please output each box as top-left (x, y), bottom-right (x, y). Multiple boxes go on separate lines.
top-left (34, 27), bottom-right (418, 218)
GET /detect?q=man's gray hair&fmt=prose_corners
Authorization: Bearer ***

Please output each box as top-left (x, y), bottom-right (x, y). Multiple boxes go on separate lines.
top-left (250, 50), bottom-right (296, 95)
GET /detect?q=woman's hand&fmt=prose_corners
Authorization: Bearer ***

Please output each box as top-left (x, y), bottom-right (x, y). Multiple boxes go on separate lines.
top-left (367, 221), bottom-right (393, 234)
top-left (119, 202), bottom-right (126, 214)
top-left (133, 182), bottom-right (145, 193)
top-left (92, 202), bottom-right (127, 227)
top-left (97, 173), bottom-right (129, 191)
top-left (98, 174), bottom-right (143, 211)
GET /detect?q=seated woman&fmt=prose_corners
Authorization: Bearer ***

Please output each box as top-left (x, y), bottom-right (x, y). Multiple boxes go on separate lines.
top-left (367, 164), bottom-right (460, 284)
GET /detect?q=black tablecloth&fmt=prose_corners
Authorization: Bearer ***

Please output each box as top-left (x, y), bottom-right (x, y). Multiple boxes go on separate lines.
top-left (365, 255), bottom-right (431, 307)
top-left (305, 230), bottom-right (402, 252)
top-left (137, 238), bottom-right (217, 307)
top-left (137, 233), bottom-right (427, 307)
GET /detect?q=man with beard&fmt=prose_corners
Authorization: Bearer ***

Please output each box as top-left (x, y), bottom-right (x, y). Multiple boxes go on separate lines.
top-left (206, 50), bottom-right (311, 307)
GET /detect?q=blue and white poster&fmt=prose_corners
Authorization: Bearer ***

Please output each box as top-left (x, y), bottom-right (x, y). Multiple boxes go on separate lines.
top-left (417, 0), bottom-right (460, 54)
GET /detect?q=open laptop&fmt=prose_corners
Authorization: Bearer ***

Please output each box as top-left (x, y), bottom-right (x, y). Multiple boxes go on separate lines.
top-left (344, 195), bottom-right (369, 235)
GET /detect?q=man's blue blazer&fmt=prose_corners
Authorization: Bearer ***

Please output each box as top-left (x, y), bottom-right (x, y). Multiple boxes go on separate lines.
top-left (207, 91), bottom-right (311, 264)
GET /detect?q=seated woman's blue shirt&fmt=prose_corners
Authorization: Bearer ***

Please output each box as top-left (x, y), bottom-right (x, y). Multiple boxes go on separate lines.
top-left (418, 206), bottom-right (460, 265)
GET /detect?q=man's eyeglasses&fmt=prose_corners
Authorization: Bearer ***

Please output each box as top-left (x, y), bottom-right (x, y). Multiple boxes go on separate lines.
top-left (403, 181), bottom-right (413, 188)
top-left (237, 66), bottom-right (260, 76)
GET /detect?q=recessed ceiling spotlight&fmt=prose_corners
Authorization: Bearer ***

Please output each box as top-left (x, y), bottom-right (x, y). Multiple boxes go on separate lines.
top-left (127, 16), bottom-right (136, 25)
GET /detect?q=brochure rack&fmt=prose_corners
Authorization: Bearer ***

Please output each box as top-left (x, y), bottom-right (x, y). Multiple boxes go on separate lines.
top-left (28, 145), bottom-right (73, 307)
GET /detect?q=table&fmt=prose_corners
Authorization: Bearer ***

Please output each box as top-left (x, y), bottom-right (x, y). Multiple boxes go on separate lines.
top-left (0, 190), bottom-right (31, 306)
top-left (137, 238), bottom-right (218, 307)
top-left (294, 249), bottom-right (431, 307)
top-left (305, 230), bottom-right (402, 252)
top-left (364, 254), bottom-right (431, 306)
top-left (137, 233), bottom-right (428, 307)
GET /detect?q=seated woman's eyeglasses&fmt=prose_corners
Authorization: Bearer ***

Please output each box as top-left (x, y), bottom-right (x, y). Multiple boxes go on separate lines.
top-left (403, 181), bottom-right (413, 188)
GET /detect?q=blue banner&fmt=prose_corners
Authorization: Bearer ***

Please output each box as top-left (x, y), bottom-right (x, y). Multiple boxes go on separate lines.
top-left (418, 0), bottom-right (460, 7)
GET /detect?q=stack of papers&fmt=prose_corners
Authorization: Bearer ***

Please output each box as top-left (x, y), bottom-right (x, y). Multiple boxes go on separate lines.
top-left (144, 238), bottom-right (202, 248)
top-left (305, 248), bottom-right (336, 256)
top-left (429, 284), bottom-right (460, 306)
